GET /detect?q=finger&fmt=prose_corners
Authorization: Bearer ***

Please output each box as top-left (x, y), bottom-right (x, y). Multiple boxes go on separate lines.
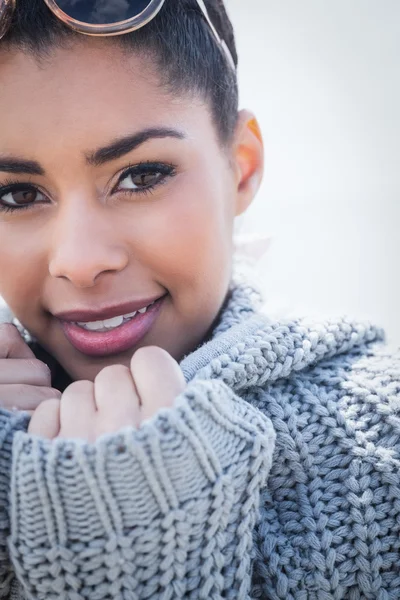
top-left (0, 324), bottom-right (35, 359)
top-left (0, 358), bottom-right (52, 386)
top-left (28, 399), bottom-right (60, 439)
top-left (0, 384), bottom-right (62, 412)
top-left (59, 380), bottom-right (96, 442)
top-left (131, 346), bottom-right (186, 423)
top-left (94, 365), bottom-right (140, 433)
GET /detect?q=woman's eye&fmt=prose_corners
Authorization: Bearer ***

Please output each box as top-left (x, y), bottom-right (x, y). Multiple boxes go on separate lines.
top-left (118, 170), bottom-right (165, 192)
top-left (0, 187), bottom-right (45, 208)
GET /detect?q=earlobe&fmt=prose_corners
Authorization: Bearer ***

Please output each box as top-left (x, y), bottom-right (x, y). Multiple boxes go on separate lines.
top-left (233, 110), bottom-right (264, 217)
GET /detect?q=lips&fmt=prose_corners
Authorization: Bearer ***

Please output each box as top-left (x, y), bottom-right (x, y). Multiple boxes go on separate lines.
top-left (58, 295), bottom-right (167, 357)
top-left (54, 294), bottom-right (165, 323)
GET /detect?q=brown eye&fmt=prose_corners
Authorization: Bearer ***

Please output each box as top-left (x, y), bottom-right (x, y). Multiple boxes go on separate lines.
top-left (119, 171), bottom-right (164, 191)
top-left (115, 162), bottom-right (176, 196)
top-left (0, 187), bottom-right (45, 207)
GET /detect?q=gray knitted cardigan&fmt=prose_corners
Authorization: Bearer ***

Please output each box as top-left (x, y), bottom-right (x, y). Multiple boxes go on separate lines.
top-left (0, 272), bottom-right (399, 599)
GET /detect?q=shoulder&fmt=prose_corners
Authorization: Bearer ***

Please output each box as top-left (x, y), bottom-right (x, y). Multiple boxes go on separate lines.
top-left (304, 339), bottom-right (400, 383)
top-left (251, 341), bottom-right (400, 596)
top-left (294, 340), bottom-right (400, 430)
top-left (252, 339), bottom-right (400, 466)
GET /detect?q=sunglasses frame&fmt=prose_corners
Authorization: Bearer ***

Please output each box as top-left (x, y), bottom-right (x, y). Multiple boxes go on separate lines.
top-left (44, 0), bottom-right (166, 36)
top-left (0, 0), bottom-right (235, 70)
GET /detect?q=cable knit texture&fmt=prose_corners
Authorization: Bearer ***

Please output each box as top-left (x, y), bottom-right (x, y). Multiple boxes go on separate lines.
top-left (0, 411), bottom-right (29, 598)
top-left (0, 267), bottom-right (399, 599)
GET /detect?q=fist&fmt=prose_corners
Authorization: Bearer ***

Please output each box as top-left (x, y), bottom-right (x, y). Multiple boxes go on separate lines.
top-left (28, 346), bottom-right (186, 442)
top-left (0, 323), bottom-right (61, 415)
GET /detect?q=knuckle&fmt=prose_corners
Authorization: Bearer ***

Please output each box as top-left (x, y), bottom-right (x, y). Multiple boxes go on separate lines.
top-left (64, 380), bottom-right (93, 396)
top-left (0, 324), bottom-right (31, 359)
top-left (132, 345), bottom-right (171, 368)
top-left (36, 397), bottom-right (60, 412)
top-left (40, 386), bottom-right (62, 400)
top-left (133, 345), bottom-right (163, 360)
top-left (0, 323), bottom-right (19, 345)
top-left (131, 346), bottom-right (178, 378)
top-left (0, 323), bottom-right (17, 336)
top-left (95, 364), bottom-right (130, 383)
top-left (29, 359), bottom-right (52, 384)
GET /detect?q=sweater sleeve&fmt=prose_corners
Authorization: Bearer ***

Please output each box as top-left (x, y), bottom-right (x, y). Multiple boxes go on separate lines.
top-left (0, 409), bottom-right (29, 598)
top-left (9, 379), bottom-right (275, 600)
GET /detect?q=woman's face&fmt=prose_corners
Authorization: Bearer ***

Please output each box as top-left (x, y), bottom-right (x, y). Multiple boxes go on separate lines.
top-left (0, 40), bottom-right (262, 381)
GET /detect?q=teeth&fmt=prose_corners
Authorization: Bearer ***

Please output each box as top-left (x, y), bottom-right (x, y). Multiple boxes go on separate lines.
top-left (76, 301), bottom-right (156, 332)
top-left (84, 320), bottom-right (105, 331)
top-left (77, 315), bottom-right (124, 332)
top-left (104, 315), bottom-right (124, 328)
top-left (124, 311), bottom-right (137, 319)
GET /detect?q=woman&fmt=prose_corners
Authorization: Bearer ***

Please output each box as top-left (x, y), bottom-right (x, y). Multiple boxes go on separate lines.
top-left (0, 1), bottom-right (399, 598)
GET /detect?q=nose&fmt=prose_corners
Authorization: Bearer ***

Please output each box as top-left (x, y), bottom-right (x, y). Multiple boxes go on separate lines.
top-left (48, 198), bottom-right (129, 288)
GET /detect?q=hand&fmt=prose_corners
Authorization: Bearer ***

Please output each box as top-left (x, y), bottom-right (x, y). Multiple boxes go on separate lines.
top-left (0, 324), bottom-right (61, 415)
top-left (28, 346), bottom-right (187, 441)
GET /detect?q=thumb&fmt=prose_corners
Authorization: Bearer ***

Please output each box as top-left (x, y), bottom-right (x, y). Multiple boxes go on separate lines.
top-left (131, 346), bottom-right (186, 423)
top-left (28, 399), bottom-right (60, 439)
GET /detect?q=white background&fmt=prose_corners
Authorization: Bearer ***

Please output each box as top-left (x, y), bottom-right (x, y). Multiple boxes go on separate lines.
top-left (227, 0), bottom-right (399, 344)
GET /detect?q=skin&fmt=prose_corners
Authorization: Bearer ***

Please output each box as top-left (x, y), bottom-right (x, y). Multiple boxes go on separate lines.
top-left (0, 39), bottom-right (264, 439)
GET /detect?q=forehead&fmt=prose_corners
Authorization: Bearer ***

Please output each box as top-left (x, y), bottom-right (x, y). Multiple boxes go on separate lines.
top-left (0, 39), bottom-right (208, 158)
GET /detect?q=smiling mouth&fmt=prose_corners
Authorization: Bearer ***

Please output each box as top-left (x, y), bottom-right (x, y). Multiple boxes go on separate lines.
top-left (59, 295), bottom-right (167, 357)
top-left (75, 299), bottom-right (157, 332)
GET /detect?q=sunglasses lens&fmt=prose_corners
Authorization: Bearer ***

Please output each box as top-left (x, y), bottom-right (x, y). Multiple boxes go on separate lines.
top-left (54, 0), bottom-right (154, 25)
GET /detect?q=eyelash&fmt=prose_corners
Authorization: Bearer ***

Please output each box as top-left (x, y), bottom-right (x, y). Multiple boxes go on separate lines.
top-left (0, 162), bottom-right (177, 214)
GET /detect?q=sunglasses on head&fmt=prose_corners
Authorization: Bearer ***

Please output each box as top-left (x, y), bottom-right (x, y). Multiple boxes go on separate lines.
top-left (0, 0), bottom-right (235, 69)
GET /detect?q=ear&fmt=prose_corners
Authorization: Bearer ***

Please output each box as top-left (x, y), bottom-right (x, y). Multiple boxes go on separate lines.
top-left (231, 110), bottom-right (264, 217)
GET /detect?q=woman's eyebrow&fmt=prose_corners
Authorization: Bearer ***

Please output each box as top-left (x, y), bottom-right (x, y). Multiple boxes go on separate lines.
top-left (0, 158), bottom-right (44, 175)
top-left (86, 127), bottom-right (186, 167)
top-left (0, 129), bottom-right (185, 176)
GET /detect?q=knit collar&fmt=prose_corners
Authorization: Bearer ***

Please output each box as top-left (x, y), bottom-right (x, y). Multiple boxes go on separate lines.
top-left (181, 268), bottom-right (386, 391)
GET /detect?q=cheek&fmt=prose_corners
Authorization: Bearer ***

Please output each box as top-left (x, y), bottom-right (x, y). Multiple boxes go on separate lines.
top-left (0, 223), bottom-right (47, 317)
top-left (126, 172), bottom-right (234, 286)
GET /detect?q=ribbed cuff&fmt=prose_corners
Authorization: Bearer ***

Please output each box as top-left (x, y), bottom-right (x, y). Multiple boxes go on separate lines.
top-left (10, 380), bottom-right (275, 599)
top-left (0, 409), bottom-right (29, 597)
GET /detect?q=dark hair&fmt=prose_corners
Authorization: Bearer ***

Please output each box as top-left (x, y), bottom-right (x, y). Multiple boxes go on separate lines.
top-left (3, 0), bottom-right (239, 145)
